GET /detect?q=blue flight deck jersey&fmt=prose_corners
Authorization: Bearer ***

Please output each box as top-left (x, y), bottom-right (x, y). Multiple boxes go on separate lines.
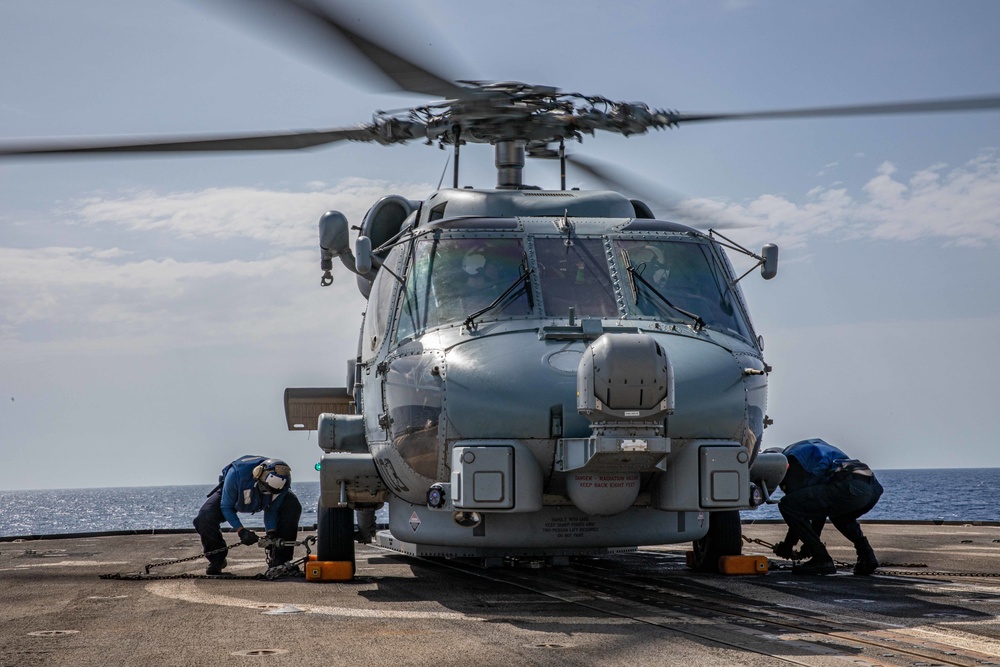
top-left (782, 439), bottom-right (850, 488)
top-left (218, 455), bottom-right (289, 532)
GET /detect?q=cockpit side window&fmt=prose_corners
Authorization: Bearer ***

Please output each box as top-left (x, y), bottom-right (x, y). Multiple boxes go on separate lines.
top-left (361, 246), bottom-right (403, 362)
top-left (394, 236), bottom-right (531, 342)
top-left (615, 239), bottom-right (752, 340)
top-left (535, 237), bottom-right (618, 318)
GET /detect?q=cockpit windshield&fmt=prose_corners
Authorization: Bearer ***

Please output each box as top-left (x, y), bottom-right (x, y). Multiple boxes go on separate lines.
top-left (615, 239), bottom-right (752, 340)
top-left (536, 237), bottom-right (618, 318)
top-left (395, 237), bottom-right (531, 341)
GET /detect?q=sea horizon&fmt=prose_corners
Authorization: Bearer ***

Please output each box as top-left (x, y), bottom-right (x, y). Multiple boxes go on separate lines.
top-left (1, 468), bottom-right (996, 538)
top-left (6, 466), bottom-right (997, 494)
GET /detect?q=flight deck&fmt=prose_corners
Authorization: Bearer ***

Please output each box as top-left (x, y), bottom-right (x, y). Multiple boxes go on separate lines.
top-left (2, 521), bottom-right (999, 667)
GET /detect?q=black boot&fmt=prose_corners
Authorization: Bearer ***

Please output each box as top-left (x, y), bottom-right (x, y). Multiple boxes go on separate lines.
top-left (205, 558), bottom-right (228, 575)
top-left (791, 544), bottom-right (836, 575)
top-left (853, 537), bottom-right (879, 576)
top-left (792, 556), bottom-right (837, 575)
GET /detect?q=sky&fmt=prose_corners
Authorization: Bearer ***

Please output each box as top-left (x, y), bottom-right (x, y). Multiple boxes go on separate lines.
top-left (1, 1), bottom-right (999, 491)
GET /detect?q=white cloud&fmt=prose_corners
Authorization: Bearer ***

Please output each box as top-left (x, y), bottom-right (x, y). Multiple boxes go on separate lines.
top-left (0, 179), bottom-right (436, 357)
top-left (70, 178), bottom-right (432, 248)
top-left (5, 161), bottom-right (999, 360)
top-left (0, 245), bottom-right (367, 356)
top-left (685, 153), bottom-right (1000, 249)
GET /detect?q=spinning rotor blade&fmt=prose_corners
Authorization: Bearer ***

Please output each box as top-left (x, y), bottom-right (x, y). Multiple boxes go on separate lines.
top-left (235, 0), bottom-right (470, 99)
top-left (670, 94), bottom-right (1000, 125)
top-left (0, 127), bottom-right (376, 157)
top-left (565, 154), bottom-right (746, 230)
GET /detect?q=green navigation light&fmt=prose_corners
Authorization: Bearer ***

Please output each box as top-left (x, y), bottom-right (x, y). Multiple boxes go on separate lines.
top-left (315, 462), bottom-right (322, 471)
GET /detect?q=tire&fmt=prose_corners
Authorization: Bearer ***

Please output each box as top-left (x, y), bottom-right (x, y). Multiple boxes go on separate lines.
top-left (690, 510), bottom-right (742, 573)
top-left (317, 503), bottom-right (356, 566)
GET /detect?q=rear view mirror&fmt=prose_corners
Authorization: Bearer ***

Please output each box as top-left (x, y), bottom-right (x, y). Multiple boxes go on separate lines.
top-left (760, 244), bottom-right (778, 280)
top-left (355, 236), bottom-right (373, 275)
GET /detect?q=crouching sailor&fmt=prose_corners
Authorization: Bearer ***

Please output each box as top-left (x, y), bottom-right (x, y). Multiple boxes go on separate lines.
top-left (772, 439), bottom-right (883, 576)
top-left (193, 455), bottom-right (302, 575)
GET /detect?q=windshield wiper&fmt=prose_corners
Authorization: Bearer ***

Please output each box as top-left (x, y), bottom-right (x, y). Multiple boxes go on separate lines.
top-left (521, 254), bottom-right (535, 310)
top-left (463, 268), bottom-right (533, 331)
top-left (621, 249), bottom-right (705, 332)
top-left (620, 248), bottom-right (639, 303)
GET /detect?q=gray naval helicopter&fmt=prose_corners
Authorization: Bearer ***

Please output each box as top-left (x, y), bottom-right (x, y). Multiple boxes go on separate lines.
top-left (4, 1), bottom-right (999, 574)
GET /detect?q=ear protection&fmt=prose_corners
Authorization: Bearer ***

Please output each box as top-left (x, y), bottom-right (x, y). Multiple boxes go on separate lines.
top-left (252, 460), bottom-right (291, 493)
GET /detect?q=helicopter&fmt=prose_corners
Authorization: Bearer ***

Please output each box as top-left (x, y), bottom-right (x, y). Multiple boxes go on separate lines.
top-left (3, 1), bottom-right (999, 575)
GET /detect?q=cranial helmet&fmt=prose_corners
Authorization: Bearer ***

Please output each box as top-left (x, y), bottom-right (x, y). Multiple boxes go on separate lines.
top-left (252, 458), bottom-right (291, 494)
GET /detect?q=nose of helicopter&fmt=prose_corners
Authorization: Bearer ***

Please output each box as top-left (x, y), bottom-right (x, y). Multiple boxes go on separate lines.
top-left (441, 329), bottom-right (752, 446)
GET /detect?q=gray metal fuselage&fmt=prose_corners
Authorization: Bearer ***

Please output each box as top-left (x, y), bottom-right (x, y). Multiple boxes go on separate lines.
top-left (320, 188), bottom-right (772, 555)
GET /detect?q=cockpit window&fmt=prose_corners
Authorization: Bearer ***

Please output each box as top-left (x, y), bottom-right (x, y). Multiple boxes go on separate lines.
top-left (535, 237), bottom-right (618, 318)
top-left (395, 237), bottom-right (531, 341)
top-left (615, 239), bottom-right (752, 340)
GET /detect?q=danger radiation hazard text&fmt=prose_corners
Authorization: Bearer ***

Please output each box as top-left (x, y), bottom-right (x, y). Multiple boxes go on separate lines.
top-left (573, 474), bottom-right (637, 489)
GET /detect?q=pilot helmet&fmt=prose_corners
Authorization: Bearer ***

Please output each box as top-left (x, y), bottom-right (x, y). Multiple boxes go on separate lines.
top-left (631, 244), bottom-right (663, 265)
top-left (462, 249), bottom-right (487, 276)
top-left (252, 458), bottom-right (291, 494)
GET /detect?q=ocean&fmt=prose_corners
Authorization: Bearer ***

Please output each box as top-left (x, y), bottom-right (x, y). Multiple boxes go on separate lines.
top-left (1, 468), bottom-right (997, 538)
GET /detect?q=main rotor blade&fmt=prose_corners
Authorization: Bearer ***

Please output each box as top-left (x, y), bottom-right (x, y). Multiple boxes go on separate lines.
top-left (245, 0), bottom-right (470, 99)
top-left (565, 154), bottom-right (745, 230)
top-left (0, 127), bottom-right (374, 157)
top-left (670, 94), bottom-right (1000, 124)
top-left (565, 154), bottom-right (744, 230)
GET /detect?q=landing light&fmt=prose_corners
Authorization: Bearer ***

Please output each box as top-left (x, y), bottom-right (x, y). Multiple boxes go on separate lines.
top-left (427, 484), bottom-right (447, 509)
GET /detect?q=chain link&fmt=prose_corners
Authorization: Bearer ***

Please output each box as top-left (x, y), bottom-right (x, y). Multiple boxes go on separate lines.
top-left (100, 535), bottom-right (316, 581)
top-left (740, 532), bottom-right (1000, 575)
top-left (139, 540), bottom-right (242, 575)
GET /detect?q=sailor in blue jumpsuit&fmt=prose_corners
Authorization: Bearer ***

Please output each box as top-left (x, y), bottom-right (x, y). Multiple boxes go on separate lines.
top-left (773, 439), bottom-right (883, 575)
top-left (193, 455), bottom-right (302, 575)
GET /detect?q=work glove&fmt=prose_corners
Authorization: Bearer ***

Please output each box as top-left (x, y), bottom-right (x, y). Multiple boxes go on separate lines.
top-left (238, 528), bottom-right (259, 546)
top-left (772, 541), bottom-right (796, 560)
top-left (791, 544), bottom-right (814, 561)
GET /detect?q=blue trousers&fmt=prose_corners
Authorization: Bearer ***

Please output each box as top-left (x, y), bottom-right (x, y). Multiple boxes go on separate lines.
top-left (193, 490), bottom-right (302, 566)
top-left (778, 474), bottom-right (883, 559)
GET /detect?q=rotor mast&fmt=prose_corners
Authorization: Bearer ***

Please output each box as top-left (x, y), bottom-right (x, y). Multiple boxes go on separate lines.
top-left (495, 140), bottom-right (527, 189)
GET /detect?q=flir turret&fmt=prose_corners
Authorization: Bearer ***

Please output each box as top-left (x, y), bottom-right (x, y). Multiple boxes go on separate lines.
top-left (555, 333), bottom-right (674, 515)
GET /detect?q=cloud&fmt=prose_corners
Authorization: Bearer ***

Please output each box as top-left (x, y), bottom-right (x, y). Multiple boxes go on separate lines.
top-left (70, 178), bottom-right (432, 248)
top-left (0, 179), bottom-right (436, 356)
top-left (4, 160), bottom-right (999, 359)
top-left (684, 153), bottom-right (1000, 249)
top-left (0, 245), bottom-right (367, 356)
